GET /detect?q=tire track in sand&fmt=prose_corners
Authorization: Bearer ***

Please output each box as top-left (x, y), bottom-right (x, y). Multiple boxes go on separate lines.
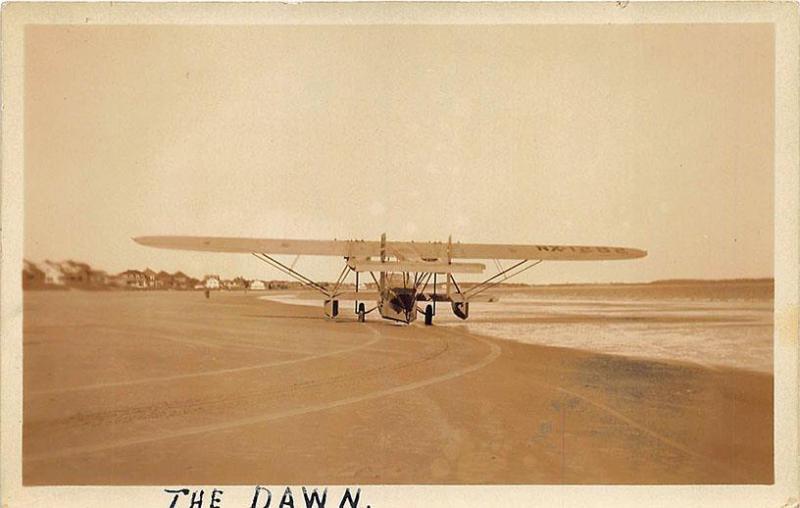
top-left (27, 328), bottom-right (501, 463)
top-left (544, 381), bottom-right (746, 482)
top-left (30, 326), bottom-right (382, 396)
top-left (441, 325), bottom-right (740, 479)
top-left (34, 331), bottom-right (450, 426)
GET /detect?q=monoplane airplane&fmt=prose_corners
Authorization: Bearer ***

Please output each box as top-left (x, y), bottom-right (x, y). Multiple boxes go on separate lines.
top-left (134, 235), bottom-right (647, 325)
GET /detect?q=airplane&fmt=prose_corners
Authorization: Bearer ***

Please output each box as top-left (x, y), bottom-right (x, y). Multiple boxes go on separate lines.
top-left (133, 234), bottom-right (647, 325)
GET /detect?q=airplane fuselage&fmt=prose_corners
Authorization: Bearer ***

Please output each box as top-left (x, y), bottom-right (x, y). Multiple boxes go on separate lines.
top-left (377, 286), bottom-right (419, 324)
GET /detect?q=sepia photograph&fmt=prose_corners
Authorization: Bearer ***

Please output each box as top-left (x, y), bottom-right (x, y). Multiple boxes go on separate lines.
top-left (2, 2), bottom-right (798, 507)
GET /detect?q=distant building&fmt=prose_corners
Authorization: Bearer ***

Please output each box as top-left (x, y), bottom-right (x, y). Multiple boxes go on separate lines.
top-left (59, 260), bottom-right (91, 286)
top-left (107, 273), bottom-right (128, 288)
top-left (89, 269), bottom-right (108, 287)
top-left (172, 271), bottom-right (192, 290)
top-left (230, 277), bottom-right (248, 290)
top-left (249, 280), bottom-right (266, 290)
top-left (22, 260), bottom-right (45, 288)
top-left (142, 268), bottom-right (157, 288)
top-left (42, 261), bottom-right (66, 286)
top-left (204, 275), bottom-right (221, 290)
top-left (119, 270), bottom-right (147, 289)
top-left (21, 259), bottom-right (228, 291)
top-left (155, 270), bottom-right (174, 289)
top-left (23, 260), bottom-right (208, 291)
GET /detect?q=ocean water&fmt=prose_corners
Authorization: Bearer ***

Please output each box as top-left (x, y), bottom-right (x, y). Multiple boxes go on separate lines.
top-left (262, 282), bottom-right (774, 373)
top-left (439, 295), bottom-right (772, 373)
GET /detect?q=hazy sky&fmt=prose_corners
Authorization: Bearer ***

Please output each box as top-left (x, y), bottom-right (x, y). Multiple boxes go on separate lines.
top-left (25, 24), bottom-right (774, 283)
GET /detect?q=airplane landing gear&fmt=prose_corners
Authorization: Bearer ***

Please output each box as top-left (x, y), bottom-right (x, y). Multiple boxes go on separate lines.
top-left (424, 304), bottom-right (434, 326)
top-left (357, 302), bottom-right (366, 323)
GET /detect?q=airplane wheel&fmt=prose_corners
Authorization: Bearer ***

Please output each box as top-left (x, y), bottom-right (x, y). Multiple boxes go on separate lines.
top-left (424, 304), bottom-right (433, 326)
top-left (358, 302), bottom-right (366, 323)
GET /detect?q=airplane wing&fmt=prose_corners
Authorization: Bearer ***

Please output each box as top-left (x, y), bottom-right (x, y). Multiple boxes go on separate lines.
top-left (449, 243), bottom-right (646, 261)
top-left (133, 236), bottom-right (646, 261)
top-left (133, 236), bottom-right (380, 257)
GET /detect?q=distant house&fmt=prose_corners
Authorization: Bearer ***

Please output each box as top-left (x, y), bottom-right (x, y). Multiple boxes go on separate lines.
top-left (219, 277), bottom-right (250, 290)
top-left (23, 260), bottom-right (209, 290)
top-left (89, 270), bottom-right (108, 287)
top-left (22, 260), bottom-right (45, 288)
top-left (142, 268), bottom-right (157, 288)
top-left (42, 261), bottom-right (66, 286)
top-left (203, 275), bottom-right (221, 290)
top-left (230, 277), bottom-right (249, 290)
top-left (155, 271), bottom-right (174, 289)
top-left (249, 280), bottom-right (266, 290)
top-left (107, 273), bottom-right (128, 288)
top-left (119, 270), bottom-right (147, 289)
top-left (20, 260), bottom-right (227, 291)
top-left (60, 260), bottom-right (91, 286)
top-left (172, 271), bottom-right (192, 290)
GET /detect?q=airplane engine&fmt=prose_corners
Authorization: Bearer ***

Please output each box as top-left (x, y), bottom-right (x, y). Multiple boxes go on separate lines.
top-left (452, 301), bottom-right (469, 320)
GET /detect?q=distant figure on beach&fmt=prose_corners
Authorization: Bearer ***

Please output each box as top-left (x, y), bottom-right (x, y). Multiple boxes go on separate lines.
top-left (204, 289), bottom-right (210, 299)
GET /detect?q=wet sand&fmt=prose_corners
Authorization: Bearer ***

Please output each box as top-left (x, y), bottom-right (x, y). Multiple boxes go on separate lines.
top-left (23, 290), bottom-right (773, 485)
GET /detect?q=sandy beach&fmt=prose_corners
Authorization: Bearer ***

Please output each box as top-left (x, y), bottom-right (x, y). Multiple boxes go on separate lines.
top-left (23, 285), bottom-right (773, 485)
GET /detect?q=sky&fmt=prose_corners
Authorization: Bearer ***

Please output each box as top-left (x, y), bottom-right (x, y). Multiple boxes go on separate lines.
top-left (24, 24), bottom-right (774, 283)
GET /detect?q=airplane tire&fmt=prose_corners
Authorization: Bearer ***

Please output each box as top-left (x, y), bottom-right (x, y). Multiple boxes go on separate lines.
top-left (358, 302), bottom-right (366, 323)
top-left (424, 304), bottom-right (433, 326)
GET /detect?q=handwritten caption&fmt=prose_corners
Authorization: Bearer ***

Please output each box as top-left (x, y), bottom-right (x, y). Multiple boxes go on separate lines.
top-left (165, 486), bottom-right (368, 508)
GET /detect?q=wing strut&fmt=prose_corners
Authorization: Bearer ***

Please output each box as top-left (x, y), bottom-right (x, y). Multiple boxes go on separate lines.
top-left (330, 263), bottom-right (351, 298)
top-left (462, 259), bottom-right (544, 299)
top-left (251, 252), bottom-right (332, 297)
